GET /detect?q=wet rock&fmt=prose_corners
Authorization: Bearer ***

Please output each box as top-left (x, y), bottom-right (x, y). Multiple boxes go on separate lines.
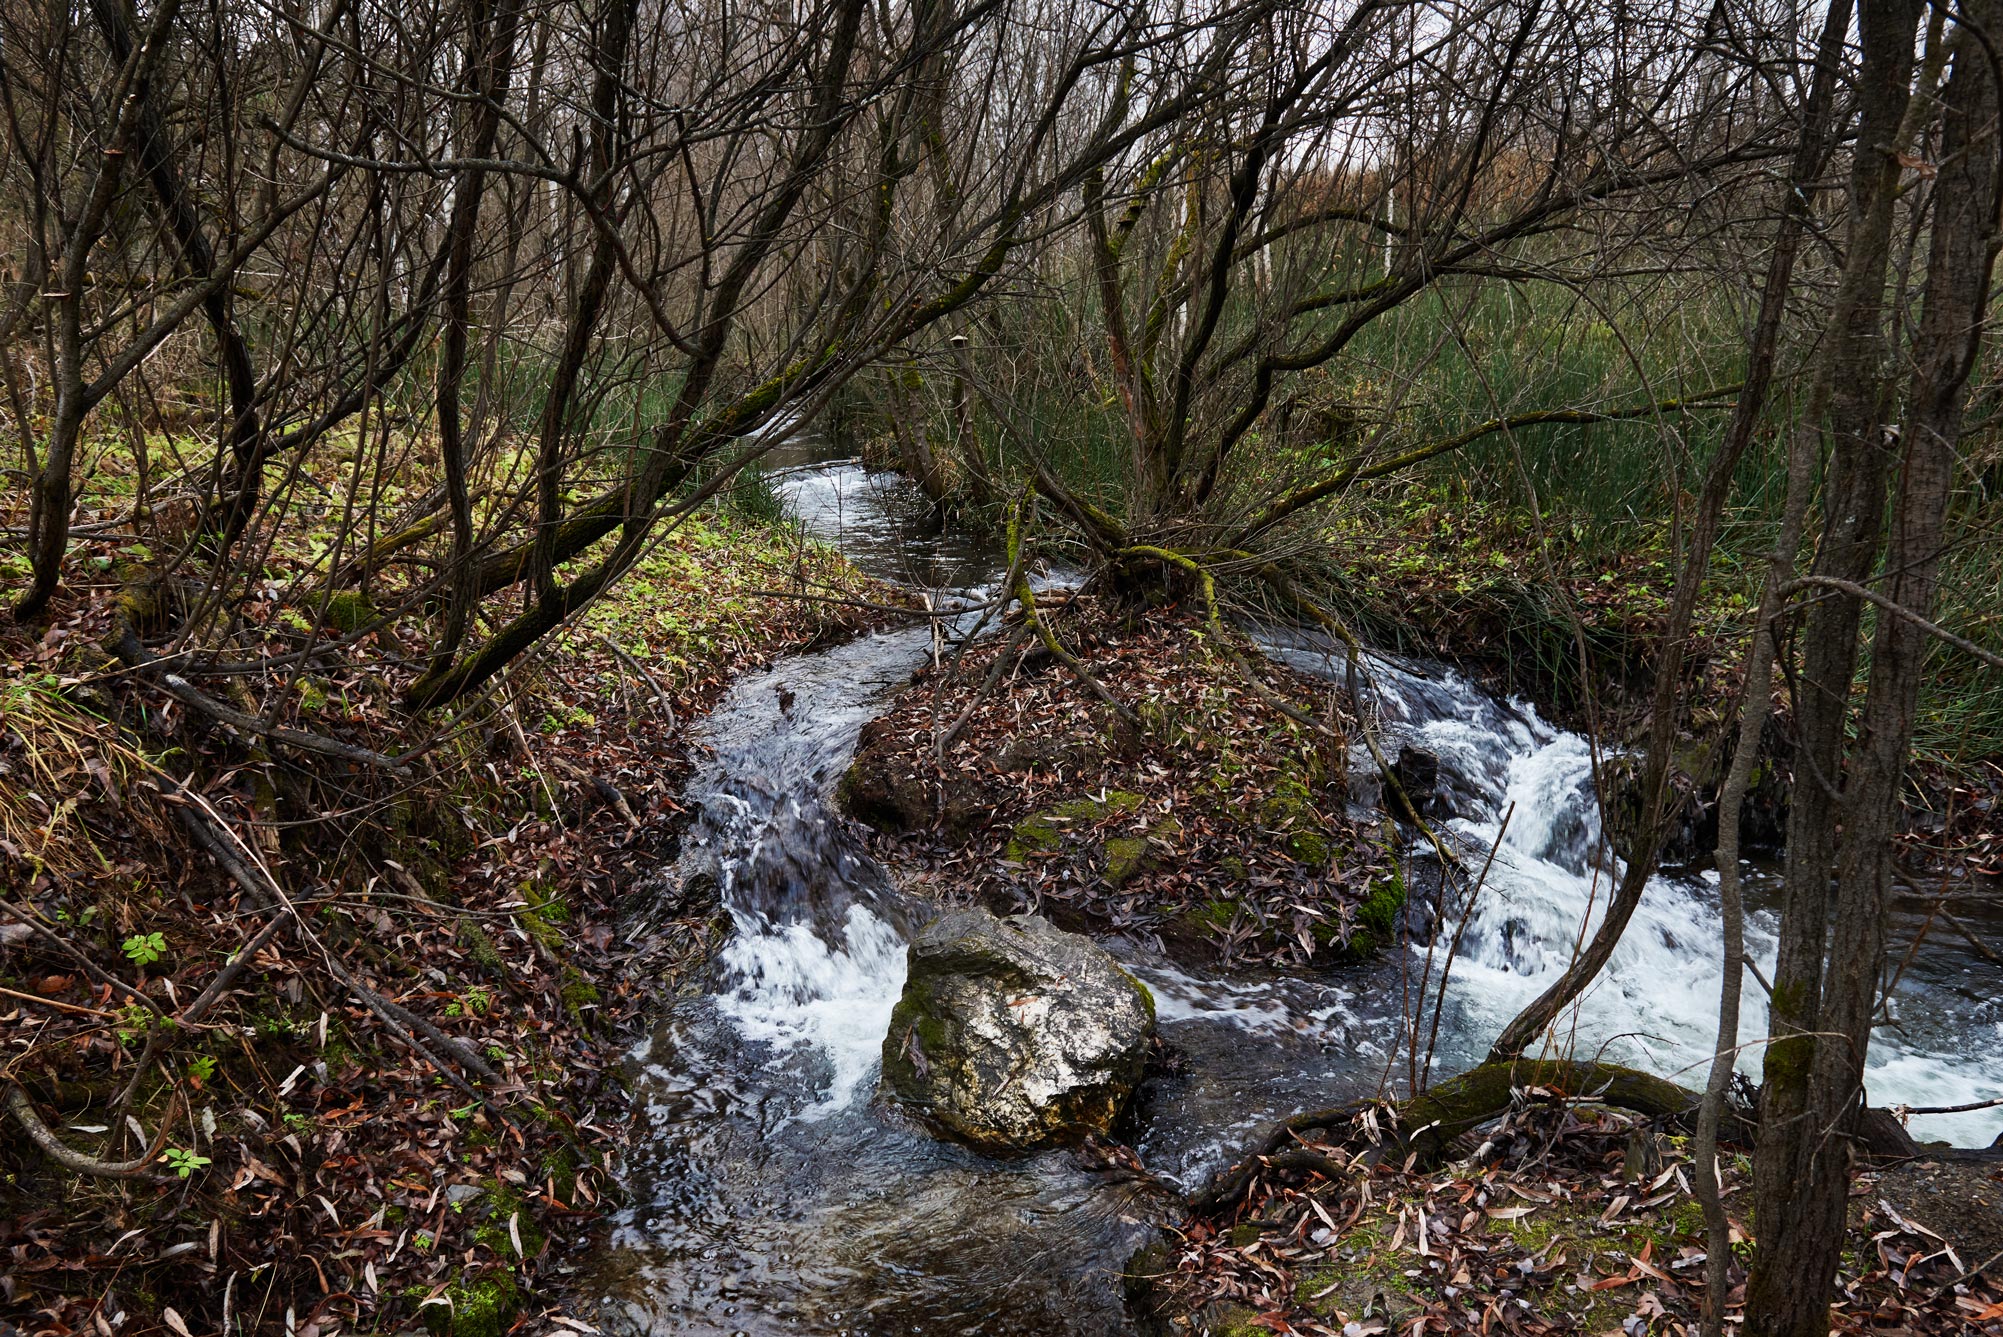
top-left (880, 908), bottom-right (1156, 1151)
top-left (1393, 745), bottom-right (1440, 813)
top-left (1603, 729), bottom-right (1791, 866)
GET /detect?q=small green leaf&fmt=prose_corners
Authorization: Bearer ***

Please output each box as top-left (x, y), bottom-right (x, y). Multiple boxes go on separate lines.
top-left (122, 932), bottom-right (167, 966)
top-left (160, 1148), bottom-right (211, 1178)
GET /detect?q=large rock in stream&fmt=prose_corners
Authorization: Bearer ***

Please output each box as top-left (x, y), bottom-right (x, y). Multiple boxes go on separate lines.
top-left (880, 908), bottom-right (1156, 1152)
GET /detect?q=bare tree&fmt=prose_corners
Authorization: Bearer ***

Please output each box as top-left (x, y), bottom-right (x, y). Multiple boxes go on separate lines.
top-left (1745, 4), bottom-right (2001, 1332)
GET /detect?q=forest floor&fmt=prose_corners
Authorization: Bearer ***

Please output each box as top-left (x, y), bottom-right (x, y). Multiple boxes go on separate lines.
top-left (1140, 1089), bottom-right (2003, 1336)
top-left (0, 507), bottom-right (895, 1337)
top-left (7, 454), bottom-right (2000, 1337)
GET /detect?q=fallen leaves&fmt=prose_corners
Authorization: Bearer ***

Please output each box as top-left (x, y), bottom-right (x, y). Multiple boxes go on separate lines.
top-left (1151, 1093), bottom-right (2003, 1336)
top-left (0, 520), bottom-right (897, 1337)
top-left (851, 597), bottom-right (1396, 969)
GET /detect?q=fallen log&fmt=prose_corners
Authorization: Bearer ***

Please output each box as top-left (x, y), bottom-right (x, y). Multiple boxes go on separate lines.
top-left (1194, 1059), bottom-right (1754, 1218)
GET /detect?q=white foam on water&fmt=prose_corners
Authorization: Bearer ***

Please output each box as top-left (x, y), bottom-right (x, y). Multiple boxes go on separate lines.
top-left (1138, 964), bottom-right (1357, 1037)
top-left (716, 901), bottom-right (909, 1121)
top-left (1367, 660), bottom-right (2003, 1147)
top-left (1865, 1042), bottom-right (2003, 1147)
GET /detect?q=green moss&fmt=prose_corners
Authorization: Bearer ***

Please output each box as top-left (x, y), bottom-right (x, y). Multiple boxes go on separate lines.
top-left (517, 877), bottom-right (570, 951)
top-left (1300, 868), bottom-right (1410, 959)
top-left (468, 1181), bottom-right (546, 1260)
top-left (1177, 897), bottom-right (1242, 941)
top-left (1762, 1031), bottom-right (1813, 1088)
top-left (1103, 837), bottom-right (1149, 885)
top-left (881, 988), bottom-right (960, 1100)
top-left (559, 968), bottom-right (600, 1023)
top-left (1287, 828), bottom-right (1331, 864)
top-left (1101, 815), bottom-right (1182, 887)
top-left (1358, 867), bottom-right (1406, 937)
top-left (115, 569), bottom-right (170, 635)
top-left (539, 1145), bottom-right (582, 1203)
top-left (1336, 866), bottom-right (1409, 957)
top-left (1487, 1199), bottom-right (1706, 1330)
top-left (1112, 966), bottom-right (1156, 1023)
top-left (458, 920), bottom-right (506, 973)
top-left (321, 589), bottom-right (375, 634)
top-left (297, 677), bottom-right (330, 713)
top-left (1212, 1306), bottom-right (1269, 1337)
top-left (1004, 791), bottom-right (1145, 861)
top-left (410, 1266), bottom-right (519, 1337)
top-left (1297, 1217), bottom-right (1428, 1326)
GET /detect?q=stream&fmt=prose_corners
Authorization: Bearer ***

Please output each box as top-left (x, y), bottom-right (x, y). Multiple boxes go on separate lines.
top-left (588, 440), bottom-right (2003, 1336)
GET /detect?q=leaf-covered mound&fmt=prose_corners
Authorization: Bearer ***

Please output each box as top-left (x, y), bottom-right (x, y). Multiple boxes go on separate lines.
top-left (839, 596), bottom-right (1408, 968)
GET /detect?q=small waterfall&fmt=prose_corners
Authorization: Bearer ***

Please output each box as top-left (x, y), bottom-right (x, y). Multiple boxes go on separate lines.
top-left (706, 788), bottom-right (911, 1122)
top-left (1276, 643), bottom-right (2003, 1148)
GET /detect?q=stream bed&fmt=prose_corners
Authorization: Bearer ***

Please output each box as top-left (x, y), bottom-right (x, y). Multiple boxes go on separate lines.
top-left (588, 441), bottom-right (2002, 1336)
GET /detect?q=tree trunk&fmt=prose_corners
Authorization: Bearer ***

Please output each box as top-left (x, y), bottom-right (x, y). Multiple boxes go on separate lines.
top-left (1745, 6), bottom-right (1998, 1333)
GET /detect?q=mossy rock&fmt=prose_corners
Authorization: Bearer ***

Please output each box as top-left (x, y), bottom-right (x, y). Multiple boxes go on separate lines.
top-left (879, 909), bottom-right (1156, 1151)
top-left (1103, 836), bottom-right (1149, 885)
top-left (1104, 817), bottom-right (1180, 886)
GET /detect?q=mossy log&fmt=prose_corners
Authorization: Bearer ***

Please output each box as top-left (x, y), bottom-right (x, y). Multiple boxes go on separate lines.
top-left (1193, 1059), bottom-right (1753, 1217)
top-left (1393, 1059), bottom-right (1746, 1163)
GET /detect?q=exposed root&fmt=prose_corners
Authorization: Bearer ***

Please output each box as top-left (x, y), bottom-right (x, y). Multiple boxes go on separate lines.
top-left (7, 1083), bottom-right (180, 1181)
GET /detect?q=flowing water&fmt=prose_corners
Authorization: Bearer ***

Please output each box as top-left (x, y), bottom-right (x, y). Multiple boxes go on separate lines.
top-left (591, 441), bottom-right (2002, 1335)
top-left (1264, 637), bottom-right (2003, 1147)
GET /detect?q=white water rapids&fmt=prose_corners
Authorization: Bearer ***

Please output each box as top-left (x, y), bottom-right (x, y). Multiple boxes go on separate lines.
top-left (1278, 644), bottom-right (2003, 1147)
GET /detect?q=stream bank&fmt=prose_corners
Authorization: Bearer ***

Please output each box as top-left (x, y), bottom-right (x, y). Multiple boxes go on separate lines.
top-left (0, 509), bottom-right (889, 1337)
